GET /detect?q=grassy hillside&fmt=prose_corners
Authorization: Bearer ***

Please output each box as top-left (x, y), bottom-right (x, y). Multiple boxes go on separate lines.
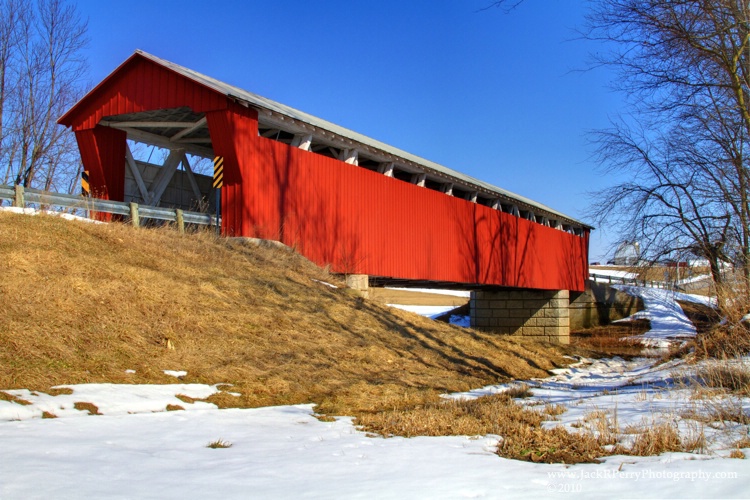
top-left (0, 211), bottom-right (568, 415)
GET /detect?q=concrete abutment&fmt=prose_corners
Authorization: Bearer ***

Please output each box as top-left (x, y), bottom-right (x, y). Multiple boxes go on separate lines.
top-left (345, 274), bottom-right (370, 299)
top-left (470, 289), bottom-right (570, 344)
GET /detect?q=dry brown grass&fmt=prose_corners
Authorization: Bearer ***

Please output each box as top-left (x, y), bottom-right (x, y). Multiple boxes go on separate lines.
top-left (628, 422), bottom-right (682, 456)
top-left (695, 364), bottom-right (750, 397)
top-left (358, 393), bottom-right (608, 464)
top-left (571, 320), bottom-right (650, 358)
top-left (692, 323), bottom-right (750, 359)
top-left (357, 393), bottom-right (543, 438)
top-left (47, 387), bottom-right (73, 396)
top-left (206, 439), bottom-right (232, 449)
top-left (73, 402), bottom-right (101, 415)
top-left (368, 288), bottom-right (468, 307)
top-left (358, 388), bottom-right (726, 464)
top-left (500, 425), bottom-right (607, 464)
top-left (685, 281), bottom-right (750, 359)
top-left (0, 211), bottom-right (568, 418)
top-left (0, 391), bottom-right (31, 405)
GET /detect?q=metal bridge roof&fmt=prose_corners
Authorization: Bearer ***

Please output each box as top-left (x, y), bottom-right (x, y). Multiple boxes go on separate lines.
top-left (94, 50), bottom-right (593, 229)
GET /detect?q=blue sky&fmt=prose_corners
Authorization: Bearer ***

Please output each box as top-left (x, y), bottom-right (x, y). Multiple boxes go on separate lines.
top-left (75, 0), bottom-right (624, 261)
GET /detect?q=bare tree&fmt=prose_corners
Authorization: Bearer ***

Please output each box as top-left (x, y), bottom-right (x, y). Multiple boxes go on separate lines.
top-left (0, 0), bottom-right (87, 192)
top-left (583, 0), bottom-right (750, 303)
top-left (0, 0), bottom-right (25, 185)
top-left (482, 1), bottom-right (750, 306)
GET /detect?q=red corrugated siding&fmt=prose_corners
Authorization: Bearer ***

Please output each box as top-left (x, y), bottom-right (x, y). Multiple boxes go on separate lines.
top-left (75, 126), bottom-right (126, 201)
top-left (74, 126), bottom-right (126, 222)
top-left (209, 104), bottom-right (588, 291)
top-left (60, 55), bottom-right (227, 131)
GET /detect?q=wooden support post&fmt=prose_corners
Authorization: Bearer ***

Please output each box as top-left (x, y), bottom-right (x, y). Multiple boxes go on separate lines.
top-left (130, 202), bottom-right (140, 228)
top-left (291, 134), bottom-right (312, 151)
top-left (378, 162), bottom-right (395, 177)
top-left (175, 209), bottom-right (185, 233)
top-left (13, 185), bottom-right (24, 208)
top-left (341, 149), bottom-right (358, 165)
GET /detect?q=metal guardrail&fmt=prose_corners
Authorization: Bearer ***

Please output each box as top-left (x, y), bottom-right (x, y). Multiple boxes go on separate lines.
top-left (0, 184), bottom-right (15, 201)
top-left (0, 184), bottom-right (217, 228)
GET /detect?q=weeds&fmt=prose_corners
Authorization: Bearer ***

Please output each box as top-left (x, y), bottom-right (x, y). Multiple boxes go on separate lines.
top-left (207, 439), bottom-right (232, 449)
top-left (504, 384), bottom-right (533, 399)
top-left (47, 387), bottom-right (73, 396)
top-left (73, 402), bottom-right (101, 415)
top-left (357, 393), bottom-right (544, 438)
top-left (571, 320), bottom-right (650, 358)
top-left (543, 404), bottom-right (566, 418)
top-left (500, 425), bottom-right (606, 464)
top-left (628, 422), bottom-right (682, 456)
top-left (695, 363), bottom-right (750, 396)
top-left (0, 392), bottom-right (31, 405)
top-left (175, 394), bottom-right (196, 404)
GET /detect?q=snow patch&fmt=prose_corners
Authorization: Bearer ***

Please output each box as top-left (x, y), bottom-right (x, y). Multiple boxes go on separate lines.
top-left (387, 304), bottom-right (457, 318)
top-left (0, 205), bottom-right (102, 223)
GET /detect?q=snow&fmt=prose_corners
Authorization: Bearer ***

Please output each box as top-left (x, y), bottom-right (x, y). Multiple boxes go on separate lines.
top-left (1, 288), bottom-right (748, 498)
top-left (451, 356), bottom-right (750, 455)
top-left (312, 279), bottom-right (338, 288)
top-left (387, 304), bottom-right (458, 317)
top-left (0, 205), bottom-right (101, 223)
top-left (0, 384), bottom-right (220, 421)
top-left (0, 381), bottom-right (747, 499)
top-left (385, 287), bottom-right (471, 298)
top-left (612, 286), bottom-right (714, 348)
top-left (590, 269), bottom-right (638, 280)
top-left (387, 303), bottom-right (470, 326)
top-left (449, 314), bottom-right (471, 327)
top-left (163, 370), bottom-right (188, 378)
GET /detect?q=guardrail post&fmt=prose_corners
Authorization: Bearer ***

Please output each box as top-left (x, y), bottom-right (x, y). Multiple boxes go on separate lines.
top-left (175, 209), bottom-right (185, 233)
top-left (130, 202), bottom-right (140, 228)
top-left (13, 185), bottom-right (24, 208)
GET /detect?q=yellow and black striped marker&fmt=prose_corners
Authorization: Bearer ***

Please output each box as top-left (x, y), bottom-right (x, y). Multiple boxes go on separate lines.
top-left (81, 170), bottom-right (90, 196)
top-left (213, 156), bottom-right (224, 189)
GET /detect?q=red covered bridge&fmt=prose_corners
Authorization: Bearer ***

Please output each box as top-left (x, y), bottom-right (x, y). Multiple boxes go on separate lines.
top-left (59, 51), bottom-right (591, 343)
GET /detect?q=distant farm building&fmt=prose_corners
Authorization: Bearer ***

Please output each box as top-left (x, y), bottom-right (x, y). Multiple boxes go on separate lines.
top-left (59, 50), bottom-right (592, 343)
top-left (611, 241), bottom-right (641, 266)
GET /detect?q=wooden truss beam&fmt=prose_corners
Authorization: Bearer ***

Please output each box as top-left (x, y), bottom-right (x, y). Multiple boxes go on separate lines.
top-left (118, 128), bottom-right (214, 159)
top-left (170, 117), bottom-right (207, 141)
top-left (125, 144), bottom-right (150, 202)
